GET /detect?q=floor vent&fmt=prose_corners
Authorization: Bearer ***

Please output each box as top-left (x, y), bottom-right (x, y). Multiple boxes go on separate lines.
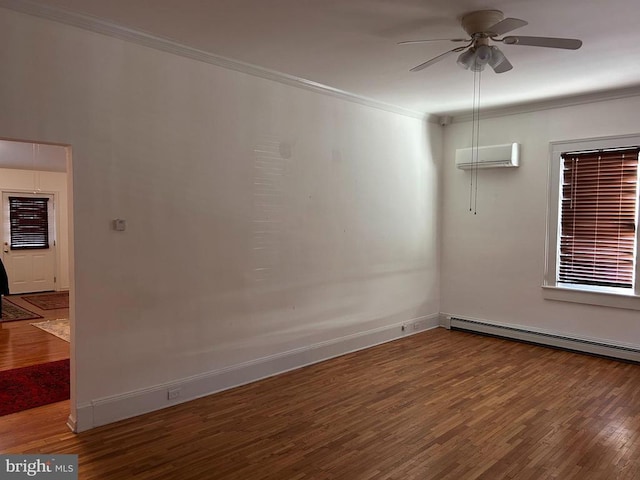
top-left (450, 317), bottom-right (640, 363)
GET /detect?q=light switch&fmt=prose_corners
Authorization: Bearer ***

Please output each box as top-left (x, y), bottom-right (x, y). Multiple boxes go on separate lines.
top-left (112, 219), bottom-right (126, 231)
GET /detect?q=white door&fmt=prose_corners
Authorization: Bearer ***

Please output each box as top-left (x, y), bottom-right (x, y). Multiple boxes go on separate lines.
top-left (2, 192), bottom-right (56, 294)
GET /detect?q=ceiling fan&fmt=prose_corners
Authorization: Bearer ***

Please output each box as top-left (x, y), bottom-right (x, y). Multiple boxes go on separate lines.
top-left (400, 10), bottom-right (582, 73)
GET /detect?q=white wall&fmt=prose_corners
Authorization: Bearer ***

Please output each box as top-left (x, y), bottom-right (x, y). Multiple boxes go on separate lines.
top-left (441, 96), bottom-right (640, 347)
top-left (0, 9), bottom-right (441, 429)
top-left (0, 167), bottom-right (70, 289)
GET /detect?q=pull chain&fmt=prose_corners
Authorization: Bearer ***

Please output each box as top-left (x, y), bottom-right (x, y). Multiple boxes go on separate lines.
top-left (470, 66), bottom-right (482, 215)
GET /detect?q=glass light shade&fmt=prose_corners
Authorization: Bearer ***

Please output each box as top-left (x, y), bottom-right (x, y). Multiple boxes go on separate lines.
top-left (488, 46), bottom-right (505, 68)
top-left (456, 49), bottom-right (475, 70)
top-left (474, 45), bottom-right (492, 65)
top-left (470, 61), bottom-right (486, 72)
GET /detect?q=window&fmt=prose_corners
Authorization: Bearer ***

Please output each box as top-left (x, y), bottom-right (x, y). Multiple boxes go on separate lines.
top-left (559, 148), bottom-right (639, 288)
top-left (9, 196), bottom-right (50, 249)
top-left (544, 135), bottom-right (640, 310)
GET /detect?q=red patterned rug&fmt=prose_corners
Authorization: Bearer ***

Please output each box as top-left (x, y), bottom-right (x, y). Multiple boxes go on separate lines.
top-left (22, 292), bottom-right (69, 310)
top-left (1, 298), bottom-right (43, 322)
top-left (0, 359), bottom-right (70, 416)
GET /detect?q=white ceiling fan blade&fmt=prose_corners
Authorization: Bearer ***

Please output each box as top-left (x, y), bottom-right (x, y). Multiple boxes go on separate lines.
top-left (502, 36), bottom-right (583, 49)
top-left (486, 17), bottom-right (528, 36)
top-left (398, 38), bottom-right (469, 45)
top-left (409, 46), bottom-right (468, 72)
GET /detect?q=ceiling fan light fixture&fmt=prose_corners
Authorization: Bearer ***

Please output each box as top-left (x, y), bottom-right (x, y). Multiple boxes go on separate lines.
top-left (488, 46), bottom-right (513, 73)
top-left (488, 46), bottom-right (504, 66)
top-left (456, 49), bottom-right (475, 70)
top-left (467, 44), bottom-right (492, 71)
top-left (469, 60), bottom-right (486, 72)
top-left (474, 45), bottom-right (492, 65)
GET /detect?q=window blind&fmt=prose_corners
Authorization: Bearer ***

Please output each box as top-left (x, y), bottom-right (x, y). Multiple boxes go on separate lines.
top-left (558, 148), bottom-right (639, 288)
top-left (9, 196), bottom-right (50, 250)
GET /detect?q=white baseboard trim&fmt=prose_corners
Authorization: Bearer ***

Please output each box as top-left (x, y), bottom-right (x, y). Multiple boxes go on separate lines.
top-left (445, 313), bottom-right (640, 363)
top-left (65, 415), bottom-right (76, 432)
top-left (74, 313), bottom-right (440, 432)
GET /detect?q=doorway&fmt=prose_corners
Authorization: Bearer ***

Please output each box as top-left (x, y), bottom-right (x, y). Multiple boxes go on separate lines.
top-left (0, 138), bottom-right (71, 420)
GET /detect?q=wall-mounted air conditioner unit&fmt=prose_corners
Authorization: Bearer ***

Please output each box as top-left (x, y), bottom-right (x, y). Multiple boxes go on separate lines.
top-left (455, 143), bottom-right (520, 169)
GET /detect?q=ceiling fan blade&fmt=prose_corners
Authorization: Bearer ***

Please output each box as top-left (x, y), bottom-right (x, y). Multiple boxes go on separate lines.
top-left (487, 17), bottom-right (528, 36)
top-left (409, 46), bottom-right (469, 72)
top-left (398, 38), bottom-right (469, 45)
top-left (501, 36), bottom-right (583, 49)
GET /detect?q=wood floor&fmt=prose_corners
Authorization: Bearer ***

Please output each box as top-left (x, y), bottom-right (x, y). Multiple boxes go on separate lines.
top-left (2, 327), bottom-right (640, 479)
top-left (0, 293), bottom-right (70, 371)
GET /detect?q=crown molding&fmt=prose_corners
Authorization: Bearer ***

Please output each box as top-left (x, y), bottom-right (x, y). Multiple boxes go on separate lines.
top-left (0, 0), bottom-right (432, 122)
top-left (450, 85), bottom-right (640, 123)
top-left (10, 0), bottom-right (631, 125)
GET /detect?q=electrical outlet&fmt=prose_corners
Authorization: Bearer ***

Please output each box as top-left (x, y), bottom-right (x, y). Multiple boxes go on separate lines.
top-left (167, 388), bottom-right (181, 400)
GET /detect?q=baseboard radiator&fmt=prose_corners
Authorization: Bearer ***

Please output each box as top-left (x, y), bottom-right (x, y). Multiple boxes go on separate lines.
top-left (450, 317), bottom-right (640, 363)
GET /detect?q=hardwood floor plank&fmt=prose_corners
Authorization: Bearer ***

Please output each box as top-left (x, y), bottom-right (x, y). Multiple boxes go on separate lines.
top-left (2, 328), bottom-right (640, 479)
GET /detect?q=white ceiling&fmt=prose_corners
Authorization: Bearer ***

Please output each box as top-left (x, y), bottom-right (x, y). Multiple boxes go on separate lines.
top-left (7, 0), bottom-right (640, 118)
top-left (4, 2), bottom-right (638, 175)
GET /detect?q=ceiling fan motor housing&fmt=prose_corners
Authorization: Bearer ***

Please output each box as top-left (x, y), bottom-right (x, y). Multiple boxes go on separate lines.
top-left (461, 10), bottom-right (504, 37)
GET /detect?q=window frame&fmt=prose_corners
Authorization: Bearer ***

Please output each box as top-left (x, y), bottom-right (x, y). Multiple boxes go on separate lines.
top-left (543, 134), bottom-right (640, 310)
top-left (8, 195), bottom-right (51, 250)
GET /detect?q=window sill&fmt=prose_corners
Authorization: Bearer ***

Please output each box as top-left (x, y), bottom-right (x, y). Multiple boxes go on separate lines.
top-left (542, 285), bottom-right (640, 311)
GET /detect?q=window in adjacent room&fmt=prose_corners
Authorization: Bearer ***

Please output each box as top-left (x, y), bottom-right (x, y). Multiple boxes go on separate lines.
top-left (544, 134), bottom-right (640, 310)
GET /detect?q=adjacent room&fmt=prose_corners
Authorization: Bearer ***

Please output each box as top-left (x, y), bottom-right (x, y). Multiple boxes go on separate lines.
top-left (1, 0), bottom-right (640, 478)
top-left (0, 140), bottom-right (71, 414)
